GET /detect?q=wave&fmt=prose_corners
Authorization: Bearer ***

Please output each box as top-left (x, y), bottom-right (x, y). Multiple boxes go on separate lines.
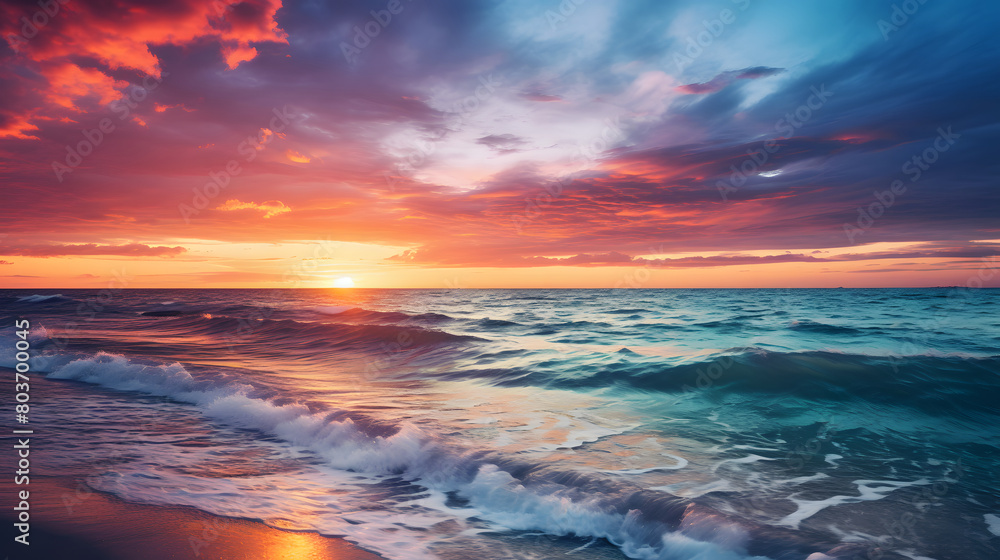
top-left (16, 293), bottom-right (69, 303)
top-left (472, 317), bottom-right (522, 328)
top-left (640, 350), bottom-right (1000, 416)
top-left (442, 350), bottom-right (1000, 417)
top-left (133, 302), bottom-right (456, 328)
top-left (692, 320), bottom-right (746, 333)
top-left (44, 351), bottom-right (890, 560)
top-left (684, 318), bottom-right (870, 336)
top-left (606, 308), bottom-right (650, 315)
top-left (310, 306), bottom-right (454, 325)
top-left (140, 302), bottom-right (285, 318)
top-left (787, 320), bottom-right (863, 335)
top-left (550, 320), bottom-right (613, 329)
top-left (0, 326), bottom-right (51, 369)
top-left (9, 293), bottom-right (78, 305)
top-left (145, 313), bottom-right (481, 351)
top-left (140, 309), bottom-right (188, 317)
top-left (310, 304), bottom-right (354, 315)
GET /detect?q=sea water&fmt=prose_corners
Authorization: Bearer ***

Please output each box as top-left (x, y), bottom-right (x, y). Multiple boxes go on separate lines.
top-left (2, 288), bottom-right (998, 559)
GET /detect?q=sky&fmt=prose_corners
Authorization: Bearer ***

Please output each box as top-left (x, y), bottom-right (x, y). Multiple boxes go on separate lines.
top-left (1, 0), bottom-right (998, 288)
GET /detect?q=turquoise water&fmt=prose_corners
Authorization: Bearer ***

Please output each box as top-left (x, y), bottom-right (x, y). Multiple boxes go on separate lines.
top-left (2, 288), bottom-right (998, 559)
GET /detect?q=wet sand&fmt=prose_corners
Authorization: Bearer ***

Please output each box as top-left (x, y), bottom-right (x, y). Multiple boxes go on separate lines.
top-left (2, 477), bottom-right (384, 559)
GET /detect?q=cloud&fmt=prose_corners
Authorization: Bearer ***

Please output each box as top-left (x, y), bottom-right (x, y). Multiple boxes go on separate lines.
top-left (519, 252), bottom-right (636, 266)
top-left (476, 133), bottom-right (529, 154)
top-left (736, 66), bottom-right (784, 80)
top-left (286, 149), bottom-right (311, 163)
top-left (0, 260), bottom-right (12, 265)
top-left (216, 199), bottom-right (291, 218)
top-left (635, 253), bottom-right (826, 268)
top-left (676, 66), bottom-right (783, 95)
top-left (0, 0), bottom-right (287, 137)
top-left (831, 244), bottom-right (1000, 262)
top-left (154, 103), bottom-right (194, 113)
top-left (520, 93), bottom-right (563, 102)
top-left (0, 0), bottom-right (996, 286)
top-left (383, 241), bottom-right (1000, 270)
top-left (0, 243), bottom-right (187, 257)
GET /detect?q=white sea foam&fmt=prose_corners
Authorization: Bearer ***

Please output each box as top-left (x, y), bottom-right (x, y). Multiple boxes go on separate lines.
top-left (770, 473), bottom-right (829, 486)
top-left (46, 351), bottom-right (779, 560)
top-left (663, 479), bottom-right (734, 498)
top-left (779, 478), bottom-right (929, 529)
top-left (600, 453), bottom-right (689, 474)
top-left (16, 293), bottom-right (64, 302)
top-left (712, 454), bottom-right (777, 473)
top-left (0, 326), bottom-right (51, 369)
top-left (537, 415), bottom-right (629, 450)
top-left (985, 514), bottom-right (1000, 537)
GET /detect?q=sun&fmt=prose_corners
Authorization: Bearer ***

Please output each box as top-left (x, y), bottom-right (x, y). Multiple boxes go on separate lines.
top-left (333, 276), bottom-right (355, 288)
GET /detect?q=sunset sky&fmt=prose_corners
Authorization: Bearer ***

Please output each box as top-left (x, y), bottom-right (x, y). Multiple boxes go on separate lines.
top-left (1, 0), bottom-right (997, 288)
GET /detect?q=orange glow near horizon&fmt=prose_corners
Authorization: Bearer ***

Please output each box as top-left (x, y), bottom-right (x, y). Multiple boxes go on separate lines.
top-left (1, 253), bottom-right (996, 289)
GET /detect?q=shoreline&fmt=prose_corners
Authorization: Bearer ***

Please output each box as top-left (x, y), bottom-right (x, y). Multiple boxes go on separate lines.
top-left (2, 477), bottom-right (384, 559)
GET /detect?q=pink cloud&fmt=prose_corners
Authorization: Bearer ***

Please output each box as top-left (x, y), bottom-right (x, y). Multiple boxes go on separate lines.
top-left (0, 243), bottom-right (187, 257)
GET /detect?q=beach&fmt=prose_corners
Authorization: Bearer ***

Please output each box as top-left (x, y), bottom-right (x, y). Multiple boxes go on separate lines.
top-left (1, 477), bottom-right (382, 559)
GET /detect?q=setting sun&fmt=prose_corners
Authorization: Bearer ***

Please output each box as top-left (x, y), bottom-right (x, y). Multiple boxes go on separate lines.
top-left (333, 276), bottom-right (355, 288)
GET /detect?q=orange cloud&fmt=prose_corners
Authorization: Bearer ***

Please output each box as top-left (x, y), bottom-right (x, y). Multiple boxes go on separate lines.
top-left (257, 128), bottom-right (274, 147)
top-left (216, 199), bottom-right (291, 218)
top-left (286, 149), bottom-right (311, 163)
top-left (154, 103), bottom-right (194, 113)
top-left (1, 0), bottom-right (287, 133)
top-left (12, 1), bottom-right (287, 76)
top-left (0, 112), bottom-right (41, 140)
top-left (44, 63), bottom-right (128, 110)
top-left (222, 43), bottom-right (258, 69)
top-left (0, 243), bottom-right (186, 257)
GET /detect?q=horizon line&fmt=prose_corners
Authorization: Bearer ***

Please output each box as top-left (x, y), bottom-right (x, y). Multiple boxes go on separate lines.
top-left (3, 286), bottom-right (994, 290)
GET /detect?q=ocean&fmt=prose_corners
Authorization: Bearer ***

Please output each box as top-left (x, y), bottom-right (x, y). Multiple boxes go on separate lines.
top-left (2, 288), bottom-right (998, 560)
